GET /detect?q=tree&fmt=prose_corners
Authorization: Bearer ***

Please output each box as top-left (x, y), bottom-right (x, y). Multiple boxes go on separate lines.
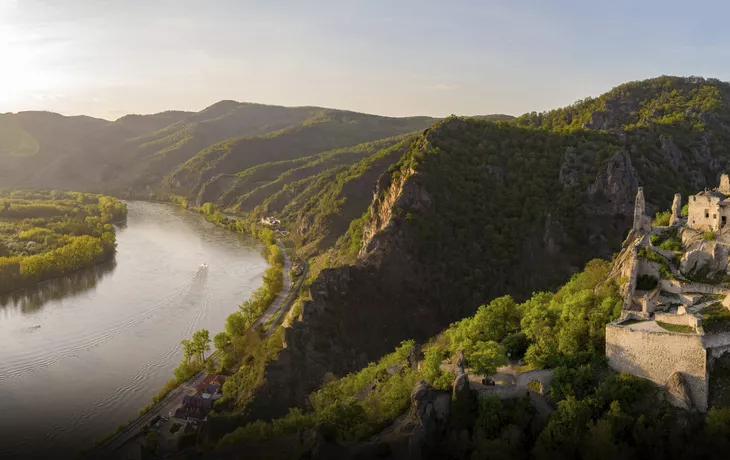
top-left (192, 329), bottom-right (211, 362)
top-left (214, 331), bottom-right (230, 351)
top-left (502, 331), bottom-right (529, 360)
top-left (469, 341), bottom-right (507, 375)
top-left (226, 312), bottom-right (247, 336)
top-left (479, 295), bottom-right (521, 342)
top-left (181, 339), bottom-right (194, 364)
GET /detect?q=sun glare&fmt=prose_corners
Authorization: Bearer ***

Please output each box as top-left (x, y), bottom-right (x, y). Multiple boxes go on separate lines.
top-left (0, 24), bottom-right (71, 108)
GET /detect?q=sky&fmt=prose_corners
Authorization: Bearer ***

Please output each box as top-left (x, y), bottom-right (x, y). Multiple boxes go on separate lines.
top-left (2, 0), bottom-right (730, 120)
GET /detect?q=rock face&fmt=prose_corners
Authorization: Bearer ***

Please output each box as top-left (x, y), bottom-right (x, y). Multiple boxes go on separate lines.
top-left (680, 230), bottom-right (730, 279)
top-left (588, 150), bottom-right (640, 216)
top-left (558, 147), bottom-right (582, 188)
top-left (408, 381), bottom-right (451, 460)
top-left (666, 371), bottom-right (695, 411)
top-left (659, 134), bottom-right (684, 172)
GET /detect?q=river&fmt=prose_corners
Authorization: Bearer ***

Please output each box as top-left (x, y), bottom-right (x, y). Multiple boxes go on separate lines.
top-left (0, 201), bottom-right (267, 458)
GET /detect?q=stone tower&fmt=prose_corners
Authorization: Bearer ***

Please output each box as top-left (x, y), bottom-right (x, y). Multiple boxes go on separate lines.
top-left (670, 193), bottom-right (682, 225)
top-left (720, 174), bottom-right (730, 195)
top-left (633, 187), bottom-right (647, 231)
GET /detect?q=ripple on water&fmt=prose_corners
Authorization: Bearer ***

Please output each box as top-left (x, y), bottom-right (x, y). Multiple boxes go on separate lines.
top-left (0, 201), bottom-right (267, 458)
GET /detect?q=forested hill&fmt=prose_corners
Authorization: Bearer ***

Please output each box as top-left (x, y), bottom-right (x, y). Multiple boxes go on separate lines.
top-left (0, 102), bottom-right (439, 194)
top-left (220, 76), bottom-right (730, 433)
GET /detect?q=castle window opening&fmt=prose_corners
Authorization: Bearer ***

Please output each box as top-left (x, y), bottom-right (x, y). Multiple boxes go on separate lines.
top-left (714, 214), bottom-right (717, 219)
top-left (706, 210), bottom-right (710, 218)
top-left (723, 216), bottom-right (727, 227)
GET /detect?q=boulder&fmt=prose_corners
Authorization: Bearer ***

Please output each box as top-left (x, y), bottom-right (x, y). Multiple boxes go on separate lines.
top-left (666, 371), bottom-right (694, 411)
top-left (680, 239), bottom-right (730, 279)
top-left (408, 381), bottom-right (451, 460)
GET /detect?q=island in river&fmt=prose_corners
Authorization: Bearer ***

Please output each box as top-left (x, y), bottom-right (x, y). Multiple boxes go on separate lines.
top-left (0, 201), bottom-right (268, 458)
top-left (0, 189), bottom-right (127, 294)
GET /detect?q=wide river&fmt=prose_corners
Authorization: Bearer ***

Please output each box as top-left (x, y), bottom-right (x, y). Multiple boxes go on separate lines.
top-left (0, 201), bottom-right (267, 457)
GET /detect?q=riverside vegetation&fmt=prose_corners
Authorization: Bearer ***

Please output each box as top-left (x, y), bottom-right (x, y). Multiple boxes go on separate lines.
top-left (140, 204), bottom-right (286, 411)
top-left (0, 189), bottom-right (126, 294)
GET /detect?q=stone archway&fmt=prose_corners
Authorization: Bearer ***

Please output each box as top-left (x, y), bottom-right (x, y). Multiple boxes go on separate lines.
top-left (516, 369), bottom-right (554, 396)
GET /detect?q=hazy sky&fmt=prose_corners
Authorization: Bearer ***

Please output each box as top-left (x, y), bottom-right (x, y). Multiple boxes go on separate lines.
top-left (2, 0), bottom-right (730, 120)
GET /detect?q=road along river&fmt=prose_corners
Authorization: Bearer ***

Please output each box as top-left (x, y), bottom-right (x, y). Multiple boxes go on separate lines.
top-left (0, 201), bottom-right (267, 458)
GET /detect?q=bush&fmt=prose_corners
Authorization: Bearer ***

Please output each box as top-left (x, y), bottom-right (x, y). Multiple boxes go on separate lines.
top-left (703, 231), bottom-right (716, 241)
top-left (659, 239), bottom-right (682, 251)
top-left (681, 204), bottom-right (689, 217)
top-left (653, 210), bottom-right (671, 226)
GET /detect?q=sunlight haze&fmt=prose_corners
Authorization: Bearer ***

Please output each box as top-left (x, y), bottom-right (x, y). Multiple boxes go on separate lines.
top-left (2, 0), bottom-right (730, 119)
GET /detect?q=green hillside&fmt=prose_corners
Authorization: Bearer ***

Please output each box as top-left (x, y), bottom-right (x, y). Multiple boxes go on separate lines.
top-left (163, 110), bottom-right (436, 199)
top-left (202, 76), bottom-right (730, 455)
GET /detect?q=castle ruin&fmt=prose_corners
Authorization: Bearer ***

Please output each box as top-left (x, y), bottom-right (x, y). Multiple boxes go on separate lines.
top-left (687, 174), bottom-right (730, 231)
top-left (606, 174), bottom-right (730, 412)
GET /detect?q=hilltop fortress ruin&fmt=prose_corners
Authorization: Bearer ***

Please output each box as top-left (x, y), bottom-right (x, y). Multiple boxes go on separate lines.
top-left (606, 175), bottom-right (730, 412)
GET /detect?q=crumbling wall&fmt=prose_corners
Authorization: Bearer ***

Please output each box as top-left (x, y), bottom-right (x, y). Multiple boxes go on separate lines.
top-left (688, 194), bottom-right (721, 231)
top-left (606, 324), bottom-right (708, 411)
top-left (654, 312), bottom-right (700, 329)
top-left (637, 258), bottom-right (661, 280)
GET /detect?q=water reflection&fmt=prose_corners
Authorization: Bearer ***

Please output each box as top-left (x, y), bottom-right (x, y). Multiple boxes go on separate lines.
top-left (0, 260), bottom-right (117, 314)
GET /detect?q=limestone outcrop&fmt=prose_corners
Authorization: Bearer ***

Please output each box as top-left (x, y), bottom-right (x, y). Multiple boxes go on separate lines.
top-left (666, 371), bottom-right (695, 411)
top-left (587, 150), bottom-right (640, 216)
top-left (680, 232), bottom-right (730, 279)
top-left (407, 381), bottom-right (451, 460)
top-left (659, 134), bottom-right (684, 172)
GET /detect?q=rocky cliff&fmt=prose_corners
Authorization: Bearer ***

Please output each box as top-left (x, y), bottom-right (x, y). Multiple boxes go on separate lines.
top-left (228, 77), bottom-right (730, 433)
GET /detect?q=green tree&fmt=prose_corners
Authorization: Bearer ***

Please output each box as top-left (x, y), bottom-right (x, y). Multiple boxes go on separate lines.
top-left (180, 339), bottom-right (195, 364)
top-left (469, 341), bottom-right (507, 375)
top-left (192, 329), bottom-right (211, 362)
top-left (226, 312), bottom-right (247, 336)
top-left (213, 331), bottom-right (230, 351)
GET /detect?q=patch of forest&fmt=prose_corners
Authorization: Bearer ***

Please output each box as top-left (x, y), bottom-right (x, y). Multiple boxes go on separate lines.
top-left (0, 189), bottom-right (127, 294)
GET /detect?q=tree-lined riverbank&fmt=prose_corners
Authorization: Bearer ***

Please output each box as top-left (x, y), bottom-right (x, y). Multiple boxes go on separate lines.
top-left (0, 190), bottom-right (126, 295)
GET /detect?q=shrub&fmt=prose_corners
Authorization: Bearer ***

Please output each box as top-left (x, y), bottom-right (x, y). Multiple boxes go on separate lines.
top-left (653, 210), bottom-right (671, 226)
top-left (681, 204), bottom-right (689, 217)
top-left (703, 231), bottom-right (716, 241)
top-left (659, 239), bottom-right (682, 251)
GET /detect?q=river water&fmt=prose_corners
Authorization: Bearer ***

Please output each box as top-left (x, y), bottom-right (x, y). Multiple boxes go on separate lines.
top-left (0, 201), bottom-right (267, 458)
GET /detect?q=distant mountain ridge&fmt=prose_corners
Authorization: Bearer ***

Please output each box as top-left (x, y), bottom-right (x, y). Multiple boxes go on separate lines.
top-left (0, 101), bottom-right (445, 194)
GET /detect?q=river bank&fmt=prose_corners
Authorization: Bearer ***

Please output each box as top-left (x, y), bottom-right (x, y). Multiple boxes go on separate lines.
top-left (0, 190), bottom-right (127, 295)
top-left (0, 201), bottom-right (268, 458)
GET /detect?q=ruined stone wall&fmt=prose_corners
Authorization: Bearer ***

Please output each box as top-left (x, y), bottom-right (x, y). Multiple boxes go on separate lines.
top-left (688, 194), bottom-right (721, 231)
top-left (637, 258), bottom-right (661, 280)
top-left (658, 279), bottom-right (730, 296)
top-left (606, 324), bottom-right (708, 411)
top-left (720, 206), bottom-right (730, 230)
top-left (653, 312), bottom-right (700, 329)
